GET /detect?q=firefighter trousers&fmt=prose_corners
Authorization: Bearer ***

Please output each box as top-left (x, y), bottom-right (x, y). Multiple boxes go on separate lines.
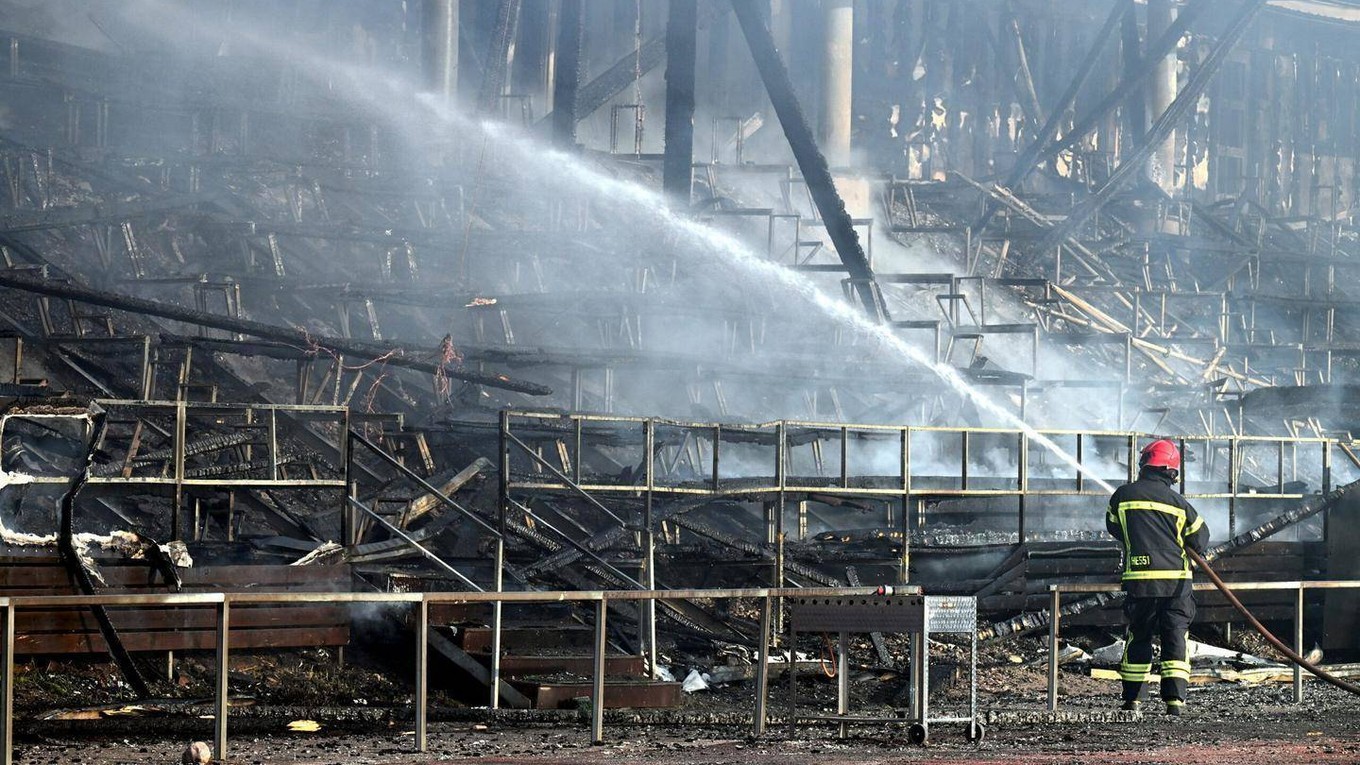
top-left (1119, 593), bottom-right (1194, 705)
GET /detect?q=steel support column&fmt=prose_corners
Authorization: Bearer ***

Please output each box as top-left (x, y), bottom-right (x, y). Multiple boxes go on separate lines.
top-left (423, 0), bottom-right (459, 102)
top-left (1146, 0), bottom-right (1179, 193)
top-left (819, 0), bottom-right (853, 167)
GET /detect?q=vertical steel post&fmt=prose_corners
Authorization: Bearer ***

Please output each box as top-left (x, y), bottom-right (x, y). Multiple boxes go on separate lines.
top-left (901, 428), bottom-right (911, 584)
top-left (1018, 432), bottom-right (1028, 543)
top-left (775, 422), bottom-right (787, 634)
top-left (1228, 438), bottom-right (1238, 537)
top-left (1047, 588), bottom-right (1060, 712)
top-left (1294, 584), bottom-right (1304, 704)
top-left (712, 425), bottom-right (721, 491)
top-left (173, 400), bottom-right (186, 540)
top-left (1075, 434), bottom-right (1085, 493)
top-left (1, 602), bottom-right (13, 765)
top-left (752, 595), bottom-right (772, 737)
top-left (214, 601), bottom-right (230, 761)
top-left (416, 598), bottom-right (429, 752)
top-left (591, 598), bottom-right (607, 744)
top-left (341, 417), bottom-right (353, 545)
top-left (642, 420), bottom-right (657, 675)
top-left (492, 411), bottom-right (510, 710)
top-left (268, 407), bottom-right (279, 481)
top-left (837, 631), bottom-right (849, 738)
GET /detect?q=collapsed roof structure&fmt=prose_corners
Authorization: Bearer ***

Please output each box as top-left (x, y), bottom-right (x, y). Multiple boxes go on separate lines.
top-left (0, 0), bottom-right (1359, 710)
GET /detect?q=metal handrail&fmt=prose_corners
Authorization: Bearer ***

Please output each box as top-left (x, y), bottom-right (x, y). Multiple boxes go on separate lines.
top-left (0, 585), bottom-right (914, 765)
top-left (1044, 580), bottom-right (1360, 712)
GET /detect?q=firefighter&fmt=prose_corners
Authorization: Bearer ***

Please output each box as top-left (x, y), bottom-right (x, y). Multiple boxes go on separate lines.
top-left (1106, 439), bottom-right (1210, 715)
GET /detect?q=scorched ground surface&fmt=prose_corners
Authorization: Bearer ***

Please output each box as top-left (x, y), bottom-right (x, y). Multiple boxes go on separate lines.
top-left (12, 683), bottom-right (1360, 764)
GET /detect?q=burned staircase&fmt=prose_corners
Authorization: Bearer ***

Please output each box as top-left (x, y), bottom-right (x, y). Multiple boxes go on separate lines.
top-left (428, 601), bottom-right (681, 710)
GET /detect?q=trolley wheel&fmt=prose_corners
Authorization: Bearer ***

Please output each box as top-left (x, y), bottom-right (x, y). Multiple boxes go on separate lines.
top-left (965, 721), bottom-right (986, 743)
top-left (908, 722), bottom-right (929, 746)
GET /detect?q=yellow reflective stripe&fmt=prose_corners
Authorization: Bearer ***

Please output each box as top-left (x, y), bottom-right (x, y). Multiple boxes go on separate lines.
top-left (1116, 500), bottom-right (1186, 519)
top-left (1118, 506), bottom-right (1133, 575)
top-left (1122, 569), bottom-right (1192, 581)
top-left (1166, 699), bottom-right (1184, 707)
top-left (1119, 662), bottom-right (1152, 672)
top-left (1176, 509), bottom-right (1188, 570)
top-left (1184, 516), bottom-right (1204, 536)
top-left (1160, 661), bottom-right (1191, 679)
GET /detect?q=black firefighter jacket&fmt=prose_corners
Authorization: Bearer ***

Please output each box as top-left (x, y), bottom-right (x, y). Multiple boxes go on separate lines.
top-left (1106, 470), bottom-right (1211, 598)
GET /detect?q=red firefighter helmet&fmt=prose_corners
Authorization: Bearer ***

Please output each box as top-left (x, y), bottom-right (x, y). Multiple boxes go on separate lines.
top-left (1139, 439), bottom-right (1181, 471)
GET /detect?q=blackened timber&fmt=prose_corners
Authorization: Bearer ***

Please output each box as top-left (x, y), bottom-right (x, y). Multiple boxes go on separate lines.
top-left (477, 0), bottom-right (522, 114)
top-left (662, 0), bottom-right (698, 203)
top-left (550, 0), bottom-right (585, 146)
top-left (574, 36), bottom-right (661, 120)
top-left (0, 269), bottom-right (552, 396)
top-left (1038, 0), bottom-right (1267, 252)
top-left (56, 410), bottom-right (151, 699)
top-left (730, 0), bottom-right (886, 321)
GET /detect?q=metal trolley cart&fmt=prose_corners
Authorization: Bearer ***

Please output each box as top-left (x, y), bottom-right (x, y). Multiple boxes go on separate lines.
top-left (787, 593), bottom-right (982, 745)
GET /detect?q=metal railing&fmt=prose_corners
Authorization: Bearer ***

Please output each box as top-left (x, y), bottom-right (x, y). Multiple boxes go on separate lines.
top-left (1044, 580), bottom-right (1360, 711)
top-left (503, 410), bottom-right (1360, 536)
top-left (0, 585), bottom-right (915, 765)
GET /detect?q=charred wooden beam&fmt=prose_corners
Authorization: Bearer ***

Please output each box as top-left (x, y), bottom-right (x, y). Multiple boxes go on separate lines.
top-left (567, 35), bottom-right (661, 120)
top-left (0, 267), bottom-right (552, 396)
top-left (477, 0), bottom-right (522, 114)
top-left (730, 0), bottom-right (886, 321)
top-left (662, 0), bottom-right (698, 203)
top-left (56, 409), bottom-right (151, 698)
top-left (549, 0), bottom-right (584, 146)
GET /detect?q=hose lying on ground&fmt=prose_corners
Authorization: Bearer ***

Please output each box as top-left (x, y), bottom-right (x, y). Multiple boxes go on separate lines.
top-left (1187, 547), bottom-right (1360, 697)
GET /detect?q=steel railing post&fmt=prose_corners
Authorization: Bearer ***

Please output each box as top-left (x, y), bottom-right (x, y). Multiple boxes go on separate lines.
top-left (752, 595), bottom-right (771, 737)
top-left (493, 411), bottom-right (510, 710)
top-left (642, 420), bottom-right (656, 676)
top-left (1294, 584), bottom-right (1304, 704)
top-left (837, 631), bottom-right (849, 739)
top-left (591, 598), bottom-right (607, 745)
top-left (1, 602), bottom-right (13, 765)
top-left (416, 598), bottom-right (429, 752)
top-left (490, 542), bottom-right (504, 710)
top-left (214, 601), bottom-right (230, 761)
top-left (1047, 588), bottom-right (1060, 712)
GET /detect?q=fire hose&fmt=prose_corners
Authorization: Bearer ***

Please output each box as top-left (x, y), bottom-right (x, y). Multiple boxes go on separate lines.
top-left (1187, 547), bottom-right (1360, 697)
